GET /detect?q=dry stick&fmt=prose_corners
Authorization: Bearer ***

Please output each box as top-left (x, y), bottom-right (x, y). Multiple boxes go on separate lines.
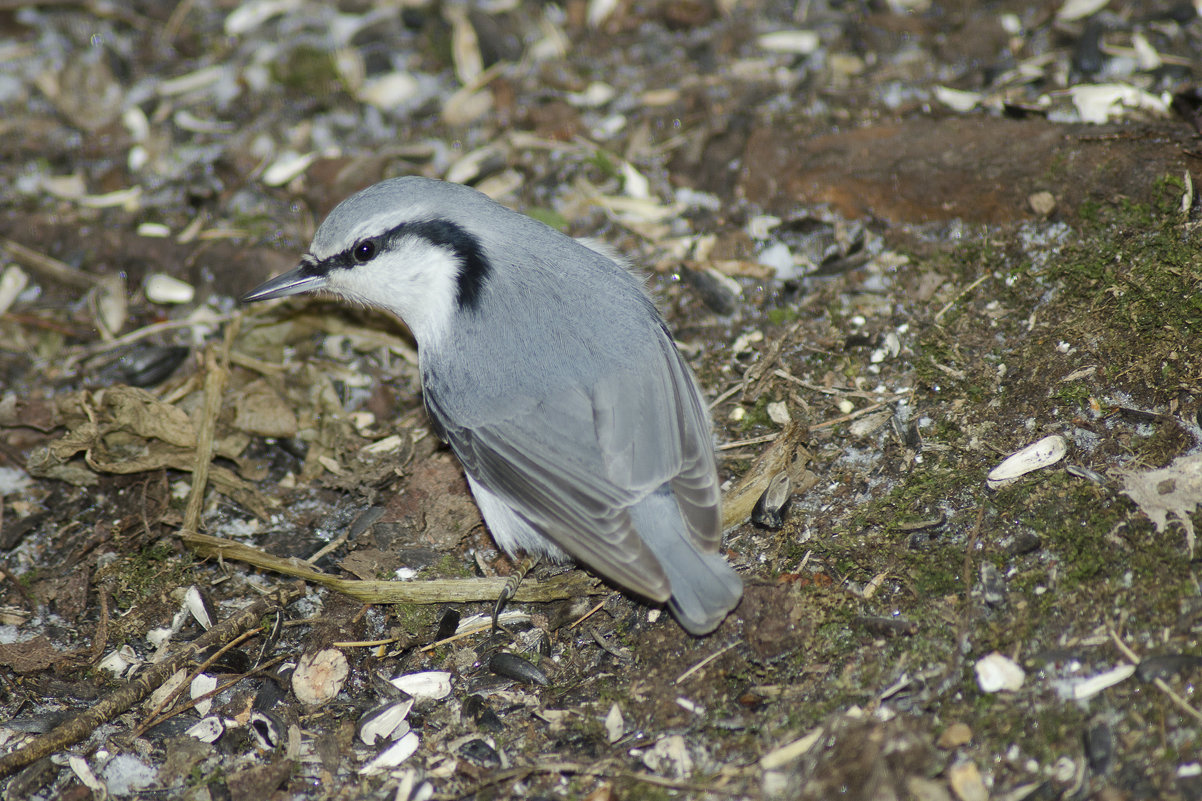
top-left (133, 652), bottom-right (292, 740)
top-left (569, 596), bottom-right (611, 630)
top-left (0, 564), bottom-right (35, 608)
top-left (674, 640), bottom-right (741, 684)
top-left (934, 273), bottom-right (990, 323)
top-left (740, 319), bottom-right (805, 402)
top-left (1108, 628), bottom-right (1202, 724)
top-left (955, 506), bottom-right (987, 662)
top-left (132, 628), bottom-right (263, 739)
top-left (336, 637), bottom-right (402, 649)
top-left (183, 330), bottom-right (236, 535)
top-left (181, 530), bottom-right (602, 604)
top-left (418, 621), bottom-right (499, 653)
top-left (71, 313), bottom-right (238, 361)
top-left (0, 581), bottom-right (306, 779)
top-left (809, 400), bottom-right (891, 431)
top-left (159, 0), bottom-right (196, 43)
top-left (145, 654), bottom-right (291, 730)
top-left (716, 433), bottom-right (779, 451)
top-left (87, 587), bottom-right (110, 663)
top-left (0, 237), bottom-right (100, 289)
top-left (708, 382), bottom-right (742, 410)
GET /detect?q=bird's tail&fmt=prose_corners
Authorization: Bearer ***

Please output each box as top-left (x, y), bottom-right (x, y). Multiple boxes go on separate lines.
top-left (630, 487), bottom-right (742, 635)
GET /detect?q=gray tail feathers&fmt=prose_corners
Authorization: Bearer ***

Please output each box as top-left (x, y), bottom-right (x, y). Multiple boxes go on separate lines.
top-left (630, 487), bottom-right (742, 635)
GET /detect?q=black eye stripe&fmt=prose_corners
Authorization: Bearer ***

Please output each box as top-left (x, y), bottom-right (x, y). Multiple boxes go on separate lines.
top-left (318, 219), bottom-right (491, 311)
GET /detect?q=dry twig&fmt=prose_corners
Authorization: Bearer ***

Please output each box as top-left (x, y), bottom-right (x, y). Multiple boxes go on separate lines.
top-left (1108, 627), bottom-right (1202, 724)
top-left (181, 530), bottom-right (602, 604)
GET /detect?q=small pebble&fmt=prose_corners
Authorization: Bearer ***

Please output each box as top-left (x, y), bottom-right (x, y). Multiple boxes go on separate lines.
top-left (975, 652), bottom-right (1024, 693)
top-left (937, 722), bottom-right (973, 749)
top-left (948, 760), bottom-right (988, 801)
top-left (1029, 191), bottom-right (1056, 216)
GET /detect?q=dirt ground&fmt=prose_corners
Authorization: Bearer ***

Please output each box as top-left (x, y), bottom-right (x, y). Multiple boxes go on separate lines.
top-left (2, 1), bottom-right (1202, 799)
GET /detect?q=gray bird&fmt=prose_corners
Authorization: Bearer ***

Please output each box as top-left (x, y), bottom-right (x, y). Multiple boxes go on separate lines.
top-left (243, 176), bottom-right (741, 634)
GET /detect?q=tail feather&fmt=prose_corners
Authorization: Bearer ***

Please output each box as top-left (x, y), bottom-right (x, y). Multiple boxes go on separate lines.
top-left (629, 487), bottom-right (742, 635)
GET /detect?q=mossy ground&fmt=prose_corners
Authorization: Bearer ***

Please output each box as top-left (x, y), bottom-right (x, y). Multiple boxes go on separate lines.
top-left (643, 172), bottom-right (1200, 796)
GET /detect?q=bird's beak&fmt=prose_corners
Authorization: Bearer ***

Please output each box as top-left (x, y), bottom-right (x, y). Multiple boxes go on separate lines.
top-left (241, 264), bottom-right (329, 303)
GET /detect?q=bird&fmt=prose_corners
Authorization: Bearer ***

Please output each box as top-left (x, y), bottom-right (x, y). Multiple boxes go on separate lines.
top-left (242, 176), bottom-right (742, 635)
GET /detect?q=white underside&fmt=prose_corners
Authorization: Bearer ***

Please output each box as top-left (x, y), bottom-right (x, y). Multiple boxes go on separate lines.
top-left (465, 474), bottom-right (571, 562)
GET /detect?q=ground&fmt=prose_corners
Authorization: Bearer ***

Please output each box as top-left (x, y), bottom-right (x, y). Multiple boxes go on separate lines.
top-left (1, 1), bottom-right (1202, 799)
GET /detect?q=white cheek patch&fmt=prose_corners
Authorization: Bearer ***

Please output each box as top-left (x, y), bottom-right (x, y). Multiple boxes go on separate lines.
top-left (330, 239), bottom-right (462, 347)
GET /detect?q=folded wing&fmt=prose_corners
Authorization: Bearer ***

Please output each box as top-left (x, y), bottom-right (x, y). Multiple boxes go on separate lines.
top-left (426, 331), bottom-right (720, 603)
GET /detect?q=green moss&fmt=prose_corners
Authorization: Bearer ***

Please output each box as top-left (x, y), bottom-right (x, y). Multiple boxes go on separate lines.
top-left (1051, 382), bottom-right (1091, 409)
top-left (738, 395), bottom-right (784, 432)
top-left (906, 553), bottom-right (963, 597)
top-left (526, 207), bottom-right (569, 231)
top-left (767, 306), bottom-right (799, 326)
top-left (1041, 181), bottom-right (1202, 401)
top-left (585, 149), bottom-right (622, 181)
top-left (388, 601), bottom-right (441, 635)
top-left (1042, 151), bottom-right (1070, 184)
top-left (96, 540), bottom-right (191, 612)
top-left (841, 465), bottom-right (967, 534)
top-left (188, 763), bottom-right (224, 788)
top-left (272, 44), bottom-right (339, 93)
top-left (427, 553), bottom-right (475, 579)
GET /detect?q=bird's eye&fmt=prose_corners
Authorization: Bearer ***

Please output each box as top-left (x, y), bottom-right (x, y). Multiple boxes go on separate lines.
top-left (353, 240), bottom-right (378, 263)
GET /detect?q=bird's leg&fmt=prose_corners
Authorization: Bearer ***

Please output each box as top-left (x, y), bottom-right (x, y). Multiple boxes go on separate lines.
top-left (491, 554), bottom-right (539, 635)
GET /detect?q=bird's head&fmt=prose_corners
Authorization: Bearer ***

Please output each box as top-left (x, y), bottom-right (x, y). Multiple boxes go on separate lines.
top-left (242, 177), bottom-right (493, 347)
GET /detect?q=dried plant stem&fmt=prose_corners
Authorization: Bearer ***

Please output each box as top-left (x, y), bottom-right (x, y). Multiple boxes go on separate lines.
top-left (720, 423), bottom-right (812, 528)
top-left (72, 313), bottom-right (237, 360)
top-left (181, 530), bottom-right (601, 604)
top-left (0, 237), bottom-right (99, 289)
top-left (182, 320), bottom-right (238, 536)
top-left (1108, 628), bottom-right (1202, 724)
top-left (132, 628), bottom-right (262, 739)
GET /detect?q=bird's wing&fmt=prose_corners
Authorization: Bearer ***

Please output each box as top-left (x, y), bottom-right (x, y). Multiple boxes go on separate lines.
top-left (426, 332), bottom-right (719, 602)
top-left (592, 332), bottom-right (722, 551)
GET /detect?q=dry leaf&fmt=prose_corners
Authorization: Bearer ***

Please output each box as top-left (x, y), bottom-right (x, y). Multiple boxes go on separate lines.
top-left (232, 379), bottom-right (298, 438)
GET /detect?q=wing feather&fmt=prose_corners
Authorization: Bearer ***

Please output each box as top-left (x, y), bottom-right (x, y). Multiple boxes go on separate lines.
top-left (424, 329), bottom-right (720, 602)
